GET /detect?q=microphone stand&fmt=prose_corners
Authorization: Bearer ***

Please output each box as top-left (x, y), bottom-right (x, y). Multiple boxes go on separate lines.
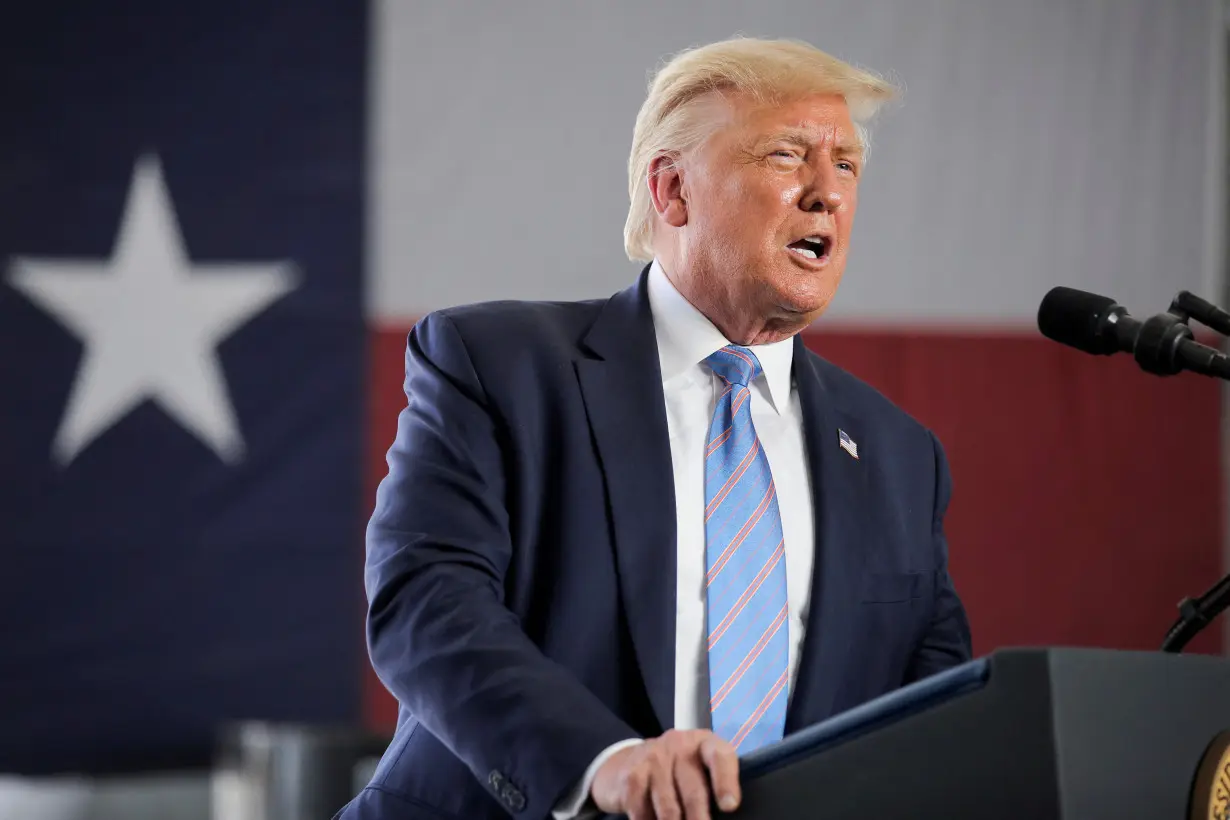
top-left (1158, 290), bottom-right (1230, 652)
top-left (1170, 290), bottom-right (1230, 337)
top-left (1120, 292), bottom-right (1230, 378)
top-left (1160, 573), bottom-right (1230, 653)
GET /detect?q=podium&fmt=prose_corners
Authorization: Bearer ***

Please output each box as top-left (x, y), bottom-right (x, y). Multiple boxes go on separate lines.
top-left (610, 648), bottom-right (1230, 819)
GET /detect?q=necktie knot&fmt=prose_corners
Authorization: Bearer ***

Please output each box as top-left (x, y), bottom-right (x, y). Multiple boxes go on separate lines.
top-left (705, 345), bottom-right (761, 387)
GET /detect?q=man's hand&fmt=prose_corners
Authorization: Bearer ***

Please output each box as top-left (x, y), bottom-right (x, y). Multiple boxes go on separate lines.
top-left (589, 729), bottom-right (741, 819)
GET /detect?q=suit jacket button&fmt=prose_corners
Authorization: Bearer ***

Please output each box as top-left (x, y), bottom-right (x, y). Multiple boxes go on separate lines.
top-left (488, 770), bottom-right (504, 791)
top-left (503, 786), bottom-right (525, 811)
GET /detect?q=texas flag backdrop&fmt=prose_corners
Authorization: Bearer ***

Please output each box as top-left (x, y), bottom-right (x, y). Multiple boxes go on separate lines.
top-left (0, 0), bottom-right (1224, 774)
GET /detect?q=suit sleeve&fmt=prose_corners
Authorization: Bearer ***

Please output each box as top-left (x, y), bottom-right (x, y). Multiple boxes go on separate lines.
top-left (365, 312), bottom-right (640, 817)
top-left (904, 430), bottom-right (974, 684)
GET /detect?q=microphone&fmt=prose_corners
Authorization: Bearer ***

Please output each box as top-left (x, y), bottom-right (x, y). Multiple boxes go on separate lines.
top-left (1037, 286), bottom-right (1230, 379)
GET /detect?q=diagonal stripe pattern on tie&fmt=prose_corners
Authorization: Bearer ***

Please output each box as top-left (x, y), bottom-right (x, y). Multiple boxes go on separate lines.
top-left (703, 345), bottom-right (789, 754)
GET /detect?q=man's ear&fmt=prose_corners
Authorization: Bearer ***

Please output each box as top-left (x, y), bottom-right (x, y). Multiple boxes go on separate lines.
top-left (647, 153), bottom-right (688, 228)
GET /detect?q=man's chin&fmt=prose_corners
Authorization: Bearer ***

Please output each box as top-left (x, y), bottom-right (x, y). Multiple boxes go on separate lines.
top-left (774, 275), bottom-right (840, 321)
top-left (786, 308), bottom-right (829, 331)
top-left (772, 289), bottom-right (835, 324)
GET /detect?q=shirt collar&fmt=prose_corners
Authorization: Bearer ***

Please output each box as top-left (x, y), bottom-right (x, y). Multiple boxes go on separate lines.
top-left (646, 258), bottom-right (794, 413)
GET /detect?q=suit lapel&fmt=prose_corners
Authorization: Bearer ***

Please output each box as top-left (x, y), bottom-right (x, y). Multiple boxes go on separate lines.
top-left (574, 269), bottom-right (677, 731)
top-left (785, 338), bottom-right (873, 732)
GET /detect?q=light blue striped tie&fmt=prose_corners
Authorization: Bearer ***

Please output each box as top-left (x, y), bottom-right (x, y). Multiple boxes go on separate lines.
top-left (703, 345), bottom-right (789, 753)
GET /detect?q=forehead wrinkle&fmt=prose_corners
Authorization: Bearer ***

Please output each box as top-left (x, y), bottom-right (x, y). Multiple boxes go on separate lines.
top-left (756, 121), bottom-right (862, 154)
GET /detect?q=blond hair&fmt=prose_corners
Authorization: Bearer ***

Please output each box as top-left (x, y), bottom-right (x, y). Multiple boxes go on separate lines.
top-left (623, 37), bottom-right (897, 261)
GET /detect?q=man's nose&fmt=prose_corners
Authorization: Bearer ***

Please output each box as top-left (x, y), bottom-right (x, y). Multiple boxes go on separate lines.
top-left (800, 166), bottom-right (842, 213)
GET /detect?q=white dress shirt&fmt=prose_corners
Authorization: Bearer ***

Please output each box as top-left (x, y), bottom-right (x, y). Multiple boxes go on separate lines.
top-left (554, 259), bottom-right (815, 817)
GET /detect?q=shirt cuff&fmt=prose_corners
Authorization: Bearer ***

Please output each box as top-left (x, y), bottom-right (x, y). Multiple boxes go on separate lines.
top-left (551, 738), bottom-right (645, 819)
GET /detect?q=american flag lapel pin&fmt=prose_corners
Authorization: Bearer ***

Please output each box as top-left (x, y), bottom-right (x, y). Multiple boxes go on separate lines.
top-left (838, 429), bottom-right (859, 460)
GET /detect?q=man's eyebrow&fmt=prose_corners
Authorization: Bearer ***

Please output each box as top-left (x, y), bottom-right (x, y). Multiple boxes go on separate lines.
top-left (833, 141), bottom-right (864, 159)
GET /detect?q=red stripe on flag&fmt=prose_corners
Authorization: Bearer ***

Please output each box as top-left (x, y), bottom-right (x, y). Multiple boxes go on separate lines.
top-left (363, 328), bottom-right (408, 729)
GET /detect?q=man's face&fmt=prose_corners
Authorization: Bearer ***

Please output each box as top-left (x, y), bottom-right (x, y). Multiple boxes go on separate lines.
top-left (663, 92), bottom-right (862, 342)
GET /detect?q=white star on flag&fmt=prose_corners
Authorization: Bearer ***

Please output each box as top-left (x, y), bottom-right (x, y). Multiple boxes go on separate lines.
top-left (6, 154), bottom-right (299, 466)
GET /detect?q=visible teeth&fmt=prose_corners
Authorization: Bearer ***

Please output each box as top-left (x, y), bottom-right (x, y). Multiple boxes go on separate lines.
top-left (805, 236), bottom-right (824, 243)
top-left (791, 247), bottom-right (818, 259)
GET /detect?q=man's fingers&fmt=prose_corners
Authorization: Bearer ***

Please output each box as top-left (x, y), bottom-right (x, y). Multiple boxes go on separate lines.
top-left (649, 763), bottom-right (683, 820)
top-left (699, 735), bottom-right (741, 812)
top-left (673, 755), bottom-right (712, 820)
top-left (592, 732), bottom-right (740, 818)
top-left (619, 759), bottom-right (654, 820)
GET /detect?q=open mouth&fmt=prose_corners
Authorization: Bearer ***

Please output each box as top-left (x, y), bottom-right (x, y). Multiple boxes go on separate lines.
top-left (786, 235), bottom-right (831, 262)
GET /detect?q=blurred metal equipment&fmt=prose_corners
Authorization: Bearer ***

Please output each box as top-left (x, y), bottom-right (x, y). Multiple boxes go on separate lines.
top-left (211, 723), bottom-right (388, 820)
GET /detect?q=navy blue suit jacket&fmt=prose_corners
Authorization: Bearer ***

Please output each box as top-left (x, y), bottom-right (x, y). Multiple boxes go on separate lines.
top-left (338, 268), bottom-right (972, 820)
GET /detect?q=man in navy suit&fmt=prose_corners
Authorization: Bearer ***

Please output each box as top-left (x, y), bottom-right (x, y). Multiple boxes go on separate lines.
top-left (340, 36), bottom-right (971, 820)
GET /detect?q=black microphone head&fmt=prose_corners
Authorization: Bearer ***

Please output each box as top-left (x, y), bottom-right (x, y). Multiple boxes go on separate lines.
top-left (1037, 286), bottom-right (1123, 355)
